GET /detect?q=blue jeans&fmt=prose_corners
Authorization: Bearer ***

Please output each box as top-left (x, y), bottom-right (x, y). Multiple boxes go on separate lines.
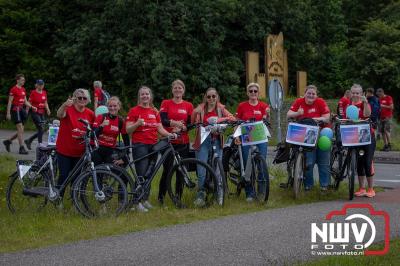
top-left (242, 142), bottom-right (268, 198)
top-left (195, 135), bottom-right (221, 190)
top-left (305, 148), bottom-right (330, 188)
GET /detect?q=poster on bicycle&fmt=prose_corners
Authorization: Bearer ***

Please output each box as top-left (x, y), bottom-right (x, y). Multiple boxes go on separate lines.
top-left (340, 124), bottom-right (371, 146)
top-left (240, 121), bottom-right (270, 146)
top-left (286, 122), bottom-right (319, 147)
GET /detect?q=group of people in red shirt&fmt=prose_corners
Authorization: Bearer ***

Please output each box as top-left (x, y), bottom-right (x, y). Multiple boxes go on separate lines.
top-left (3, 74), bottom-right (50, 154)
top-left (3, 74), bottom-right (395, 207)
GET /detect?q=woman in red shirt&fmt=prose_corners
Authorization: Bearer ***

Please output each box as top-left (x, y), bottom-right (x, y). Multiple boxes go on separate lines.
top-left (92, 96), bottom-right (129, 165)
top-left (56, 89), bottom-right (95, 192)
top-left (350, 84), bottom-right (376, 198)
top-left (287, 85), bottom-right (331, 191)
top-left (126, 86), bottom-right (174, 212)
top-left (191, 87), bottom-right (234, 207)
top-left (158, 79), bottom-right (193, 204)
top-left (3, 74), bottom-right (36, 154)
top-left (236, 82), bottom-right (270, 202)
top-left (25, 79), bottom-right (51, 149)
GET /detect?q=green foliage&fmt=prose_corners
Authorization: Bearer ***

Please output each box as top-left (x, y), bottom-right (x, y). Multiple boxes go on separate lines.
top-left (0, 0), bottom-right (399, 117)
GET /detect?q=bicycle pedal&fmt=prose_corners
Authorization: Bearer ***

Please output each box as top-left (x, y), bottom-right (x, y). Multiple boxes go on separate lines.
top-left (186, 180), bottom-right (196, 189)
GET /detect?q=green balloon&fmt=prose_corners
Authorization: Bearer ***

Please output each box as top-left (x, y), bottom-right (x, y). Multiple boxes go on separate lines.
top-left (318, 136), bottom-right (331, 151)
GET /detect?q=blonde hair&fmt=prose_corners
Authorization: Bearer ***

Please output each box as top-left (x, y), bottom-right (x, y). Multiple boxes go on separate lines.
top-left (246, 82), bottom-right (260, 91)
top-left (137, 86), bottom-right (156, 109)
top-left (107, 96), bottom-right (121, 107)
top-left (73, 88), bottom-right (91, 103)
top-left (172, 79), bottom-right (185, 91)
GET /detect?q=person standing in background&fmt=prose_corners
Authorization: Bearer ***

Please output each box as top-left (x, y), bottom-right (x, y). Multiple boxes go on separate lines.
top-left (337, 89), bottom-right (351, 118)
top-left (376, 88), bottom-right (394, 151)
top-left (93, 80), bottom-right (104, 110)
top-left (25, 79), bottom-right (51, 149)
top-left (3, 74), bottom-right (36, 154)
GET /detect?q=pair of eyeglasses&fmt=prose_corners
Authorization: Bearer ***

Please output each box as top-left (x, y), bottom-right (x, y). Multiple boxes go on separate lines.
top-left (77, 96), bottom-right (88, 101)
top-left (207, 95), bottom-right (217, 99)
top-left (249, 90), bottom-right (258, 93)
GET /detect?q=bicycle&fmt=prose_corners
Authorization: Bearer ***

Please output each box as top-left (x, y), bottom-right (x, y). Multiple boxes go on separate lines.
top-left (96, 135), bottom-right (220, 209)
top-left (6, 118), bottom-right (128, 217)
top-left (281, 118), bottom-right (321, 199)
top-left (330, 116), bottom-right (372, 200)
top-left (222, 119), bottom-right (270, 202)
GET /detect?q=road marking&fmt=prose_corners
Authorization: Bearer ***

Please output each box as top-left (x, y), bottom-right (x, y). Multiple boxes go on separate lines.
top-left (375, 180), bottom-right (400, 183)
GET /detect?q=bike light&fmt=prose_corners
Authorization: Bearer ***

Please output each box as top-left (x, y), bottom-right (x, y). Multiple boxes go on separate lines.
top-left (359, 150), bottom-right (365, 156)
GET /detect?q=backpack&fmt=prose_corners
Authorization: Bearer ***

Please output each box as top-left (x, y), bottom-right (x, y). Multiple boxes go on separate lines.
top-left (98, 89), bottom-right (111, 106)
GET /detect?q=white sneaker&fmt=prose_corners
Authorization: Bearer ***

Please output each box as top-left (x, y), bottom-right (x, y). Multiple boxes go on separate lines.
top-left (136, 202), bottom-right (149, 212)
top-left (246, 197), bottom-right (254, 203)
top-left (143, 200), bottom-right (153, 209)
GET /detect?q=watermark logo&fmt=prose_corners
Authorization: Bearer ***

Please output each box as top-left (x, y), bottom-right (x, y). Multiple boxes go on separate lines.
top-left (311, 204), bottom-right (390, 256)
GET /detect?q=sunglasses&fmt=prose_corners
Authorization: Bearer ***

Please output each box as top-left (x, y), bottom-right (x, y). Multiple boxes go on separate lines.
top-left (248, 90), bottom-right (258, 93)
top-left (77, 96), bottom-right (88, 101)
top-left (207, 95), bottom-right (217, 99)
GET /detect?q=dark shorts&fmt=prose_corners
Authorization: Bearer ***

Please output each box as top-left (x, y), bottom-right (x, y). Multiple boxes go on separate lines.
top-left (11, 108), bottom-right (27, 125)
top-left (379, 119), bottom-right (391, 134)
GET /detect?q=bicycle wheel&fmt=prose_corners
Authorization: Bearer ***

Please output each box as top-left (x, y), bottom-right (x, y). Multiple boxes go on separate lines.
top-left (348, 149), bottom-right (357, 200)
top-left (167, 158), bottom-right (218, 208)
top-left (72, 169), bottom-right (128, 218)
top-left (6, 168), bottom-right (49, 214)
top-left (293, 152), bottom-right (304, 199)
top-left (212, 157), bottom-right (225, 206)
top-left (251, 154), bottom-right (269, 202)
top-left (222, 147), bottom-right (242, 196)
top-left (95, 163), bottom-right (135, 206)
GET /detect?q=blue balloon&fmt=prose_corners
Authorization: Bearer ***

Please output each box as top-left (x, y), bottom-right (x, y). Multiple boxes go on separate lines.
top-left (346, 105), bottom-right (359, 120)
top-left (95, 105), bottom-right (109, 116)
top-left (320, 127), bottom-right (333, 140)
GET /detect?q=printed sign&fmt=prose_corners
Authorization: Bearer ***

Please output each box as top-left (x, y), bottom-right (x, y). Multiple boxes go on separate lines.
top-left (286, 122), bottom-right (319, 147)
top-left (340, 124), bottom-right (371, 146)
top-left (240, 121), bottom-right (270, 146)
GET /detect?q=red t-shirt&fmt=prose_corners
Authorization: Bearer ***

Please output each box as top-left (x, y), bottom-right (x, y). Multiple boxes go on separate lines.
top-left (379, 95), bottom-right (393, 119)
top-left (160, 99), bottom-right (193, 144)
top-left (202, 109), bottom-right (219, 126)
top-left (93, 114), bottom-right (127, 148)
top-left (56, 106), bottom-right (95, 157)
top-left (9, 85), bottom-right (26, 107)
top-left (290, 97), bottom-right (330, 119)
top-left (352, 101), bottom-right (374, 134)
top-left (126, 106), bottom-right (161, 145)
top-left (236, 101), bottom-right (269, 121)
top-left (29, 90), bottom-right (47, 114)
top-left (94, 88), bottom-right (103, 103)
top-left (337, 96), bottom-right (350, 118)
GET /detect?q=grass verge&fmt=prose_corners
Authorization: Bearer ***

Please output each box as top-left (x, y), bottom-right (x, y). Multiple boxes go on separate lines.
top-left (0, 154), bottom-right (379, 253)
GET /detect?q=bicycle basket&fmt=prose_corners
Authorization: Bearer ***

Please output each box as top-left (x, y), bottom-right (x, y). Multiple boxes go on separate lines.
top-left (273, 142), bottom-right (290, 164)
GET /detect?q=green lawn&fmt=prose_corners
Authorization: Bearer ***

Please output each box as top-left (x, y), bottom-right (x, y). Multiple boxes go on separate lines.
top-left (0, 154), bottom-right (379, 253)
top-left (302, 239), bottom-right (400, 265)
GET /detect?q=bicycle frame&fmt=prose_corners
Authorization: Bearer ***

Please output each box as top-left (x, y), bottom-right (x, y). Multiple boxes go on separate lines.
top-left (119, 140), bottom-right (182, 201)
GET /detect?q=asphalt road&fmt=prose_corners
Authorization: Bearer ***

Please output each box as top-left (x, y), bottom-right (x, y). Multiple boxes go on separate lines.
top-left (0, 200), bottom-right (399, 265)
top-left (1, 129), bottom-right (400, 265)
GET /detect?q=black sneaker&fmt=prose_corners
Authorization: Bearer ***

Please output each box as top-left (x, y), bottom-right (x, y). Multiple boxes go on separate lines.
top-left (381, 145), bottom-right (388, 151)
top-left (388, 143), bottom-right (392, 151)
top-left (3, 140), bottom-right (11, 152)
top-left (19, 146), bottom-right (28, 155)
top-left (24, 139), bottom-right (32, 150)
